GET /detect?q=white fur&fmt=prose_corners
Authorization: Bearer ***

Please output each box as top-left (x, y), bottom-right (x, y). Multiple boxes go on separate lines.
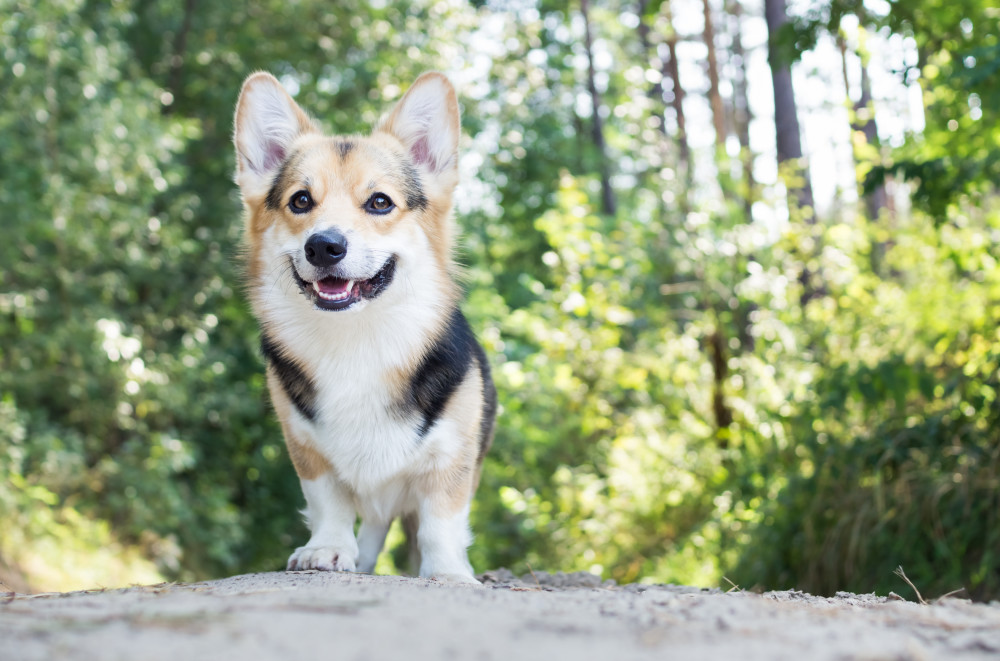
top-left (417, 502), bottom-right (475, 582)
top-left (288, 474), bottom-right (358, 572)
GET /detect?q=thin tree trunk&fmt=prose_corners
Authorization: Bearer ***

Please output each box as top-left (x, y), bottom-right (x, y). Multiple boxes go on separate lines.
top-left (729, 0), bottom-right (757, 349)
top-left (729, 0), bottom-right (755, 216)
top-left (702, 0), bottom-right (726, 148)
top-left (764, 0), bottom-right (814, 215)
top-left (663, 3), bottom-right (691, 190)
top-left (838, 33), bottom-right (888, 219)
top-left (838, 35), bottom-right (851, 104)
top-left (839, 30), bottom-right (890, 274)
top-left (636, 0), bottom-right (666, 134)
top-left (708, 327), bottom-right (733, 441)
top-left (766, 0), bottom-right (821, 304)
top-left (580, 0), bottom-right (616, 216)
top-left (857, 54), bottom-right (888, 220)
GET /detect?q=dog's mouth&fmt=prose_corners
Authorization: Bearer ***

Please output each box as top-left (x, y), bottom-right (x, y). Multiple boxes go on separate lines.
top-left (291, 256), bottom-right (397, 311)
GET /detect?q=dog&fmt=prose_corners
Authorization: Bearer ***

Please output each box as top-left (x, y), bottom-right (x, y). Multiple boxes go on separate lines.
top-left (232, 71), bottom-right (497, 584)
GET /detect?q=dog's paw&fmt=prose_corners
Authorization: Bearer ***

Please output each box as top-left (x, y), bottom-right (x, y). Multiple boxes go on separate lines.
top-left (430, 572), bottom-right (481, 585)
top-left (286, 546), bottom-right (357, 572)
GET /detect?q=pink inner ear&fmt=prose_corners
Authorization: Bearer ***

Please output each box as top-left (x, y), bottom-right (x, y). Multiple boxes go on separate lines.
top-left (258, 139), bottom-right (286, 174)
top-left (410, 136), bottom-right (437, 172)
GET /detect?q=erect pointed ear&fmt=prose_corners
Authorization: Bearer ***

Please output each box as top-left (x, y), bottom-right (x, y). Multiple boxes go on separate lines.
top-left (233, 72), bottom-right (317, 193)
top-left (377, 72), bottom-right (459, 176)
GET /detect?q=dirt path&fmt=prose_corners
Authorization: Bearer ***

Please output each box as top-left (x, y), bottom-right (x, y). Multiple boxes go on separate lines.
top-left (4, 570), bottom-right (1000, 660)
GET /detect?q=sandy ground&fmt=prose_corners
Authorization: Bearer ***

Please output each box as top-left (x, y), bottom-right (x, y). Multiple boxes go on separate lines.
top-left (4, 570), bottom-right (1000, 661)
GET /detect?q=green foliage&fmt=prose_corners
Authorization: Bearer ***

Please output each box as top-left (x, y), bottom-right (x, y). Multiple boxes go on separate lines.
top-left (2, 0), bottom-right (999, 602)
top-left (729, 208), bottom-right (1000, 599)
top-left (0, 0), bottom-right (279, 582)
top-left (471, 175), bottom-right (725, 583)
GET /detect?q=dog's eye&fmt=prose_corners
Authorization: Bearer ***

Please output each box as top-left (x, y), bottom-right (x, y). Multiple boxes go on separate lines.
top-left (364, 193), bottom-right (395, 215)
top-left (289, 190), bottom-right (313, 214)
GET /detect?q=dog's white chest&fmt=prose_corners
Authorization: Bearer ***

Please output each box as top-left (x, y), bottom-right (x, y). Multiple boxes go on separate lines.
top-left (304, 360), bottom-right (419, 485)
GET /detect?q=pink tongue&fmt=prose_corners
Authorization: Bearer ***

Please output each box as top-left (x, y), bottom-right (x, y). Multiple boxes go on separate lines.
top-left (316, 277), bottom-right (350, 295)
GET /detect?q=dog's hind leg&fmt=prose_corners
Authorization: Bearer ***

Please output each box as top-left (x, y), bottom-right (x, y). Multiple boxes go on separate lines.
top-left (356, 519), bottom-right (391, 574)
top-left (401, 511), bottom-right (421, 576)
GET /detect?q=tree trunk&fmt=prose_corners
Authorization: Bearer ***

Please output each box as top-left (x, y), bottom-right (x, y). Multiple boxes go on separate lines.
top-left (580, 0), bottom-right (617, 216)
top-left (766, 0), bottom-right (821, 304)
top-left (857, 51), bottom-right (888, 220)
top-left (764, 0), bottom-right (814, 215)
top-left (636, 0), bottom-right (666, 134)
top-left (838, 33), bottom-right (888, 218)
top-left (663, 3), bottom-right (691, 191)
top-left (702, 0), bottom-right (726, 148)
top-left (729, 0), bottom-right (756, 216)
top-left (839, 30), bottom-right (890, 273)
top-left (708, 328), bottom-right (733, 441)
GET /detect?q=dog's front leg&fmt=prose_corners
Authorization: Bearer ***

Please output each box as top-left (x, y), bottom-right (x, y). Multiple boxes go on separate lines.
top-left (415, 497), bottom-right (479, 585)
top-left (287, 473), bottom-right (359, 572)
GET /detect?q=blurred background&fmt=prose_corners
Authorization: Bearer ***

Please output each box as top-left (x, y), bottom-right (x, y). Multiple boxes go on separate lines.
top-left (1, 0), bottom-right (998, 600)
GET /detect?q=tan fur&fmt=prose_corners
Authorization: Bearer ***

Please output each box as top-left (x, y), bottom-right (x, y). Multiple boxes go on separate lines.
top-left (363, 131), bottom-right (457, 275)
top-left (286, 436), bottom-right (335, 481)
top-left (268, 371), bottom-right (332, 481)
top-left (241, 131), bottom-right (460, 306)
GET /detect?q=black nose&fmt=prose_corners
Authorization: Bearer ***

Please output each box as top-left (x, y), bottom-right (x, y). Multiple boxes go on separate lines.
top-left (304, 230), bottom-right (348, 267)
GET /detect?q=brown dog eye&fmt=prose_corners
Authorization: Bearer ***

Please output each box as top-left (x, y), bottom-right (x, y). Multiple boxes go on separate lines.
top-left (289, 190), bottom-right (313, 213)
top-left (365, 193), bottom-right (394, 215)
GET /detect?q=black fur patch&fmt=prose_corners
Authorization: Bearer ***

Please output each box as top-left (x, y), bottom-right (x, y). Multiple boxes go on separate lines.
top-left (475, 346), bottom-right (498, 463)
top-left (400, 160), bottom-right (428, 212)
top-left (264, 157), bottom-right (294, 211)
top-left (406, 308), bottom-right (479, 438)
top-left (260, 332), bottom-right (317, 421)
top-left (337, 140), bottom-right (355, 160)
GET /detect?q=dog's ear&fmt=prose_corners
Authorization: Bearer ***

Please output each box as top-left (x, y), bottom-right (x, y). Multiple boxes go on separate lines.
top-left (233, 72), bottom-right (317, 195)
top-left (377, 72), bottom-right (459, 177)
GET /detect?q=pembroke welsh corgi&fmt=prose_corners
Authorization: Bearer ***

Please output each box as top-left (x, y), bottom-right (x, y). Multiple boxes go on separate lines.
top-left (232, 71), bottom-right (496, 583)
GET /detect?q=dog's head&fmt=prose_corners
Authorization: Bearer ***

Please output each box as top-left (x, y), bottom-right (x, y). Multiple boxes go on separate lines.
top-left (233, 72), bottom-right (460, 314)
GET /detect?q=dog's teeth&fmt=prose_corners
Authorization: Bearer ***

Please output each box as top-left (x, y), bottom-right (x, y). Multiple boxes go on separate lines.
top-left (312, 280), bottom-right (354, 301)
